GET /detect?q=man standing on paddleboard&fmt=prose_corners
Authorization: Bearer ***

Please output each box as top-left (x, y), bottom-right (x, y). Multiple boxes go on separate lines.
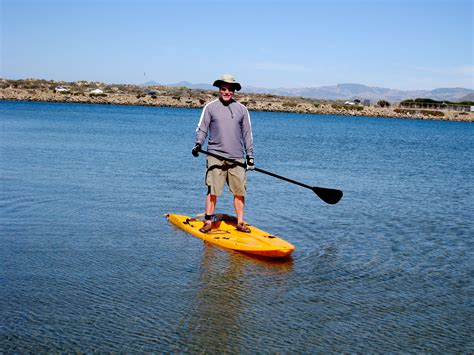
top-left (192, 74), bottom-right (254, 233)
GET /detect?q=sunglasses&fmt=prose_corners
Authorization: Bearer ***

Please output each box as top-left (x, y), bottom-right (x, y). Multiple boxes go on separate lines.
top-left (220, 87), bottom-right (235, 93)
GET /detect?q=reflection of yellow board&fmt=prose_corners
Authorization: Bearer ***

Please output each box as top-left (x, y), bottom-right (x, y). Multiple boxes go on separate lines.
top-left (166, 214), bottom-right (294, 258)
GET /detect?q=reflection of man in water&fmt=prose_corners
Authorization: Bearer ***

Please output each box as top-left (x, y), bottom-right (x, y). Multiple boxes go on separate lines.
top-left (176, 246), bottom-right (293, 352)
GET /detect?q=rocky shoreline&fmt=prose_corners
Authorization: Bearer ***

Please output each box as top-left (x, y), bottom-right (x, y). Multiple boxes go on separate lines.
top-left (1, 87), bottom-right (473, 122)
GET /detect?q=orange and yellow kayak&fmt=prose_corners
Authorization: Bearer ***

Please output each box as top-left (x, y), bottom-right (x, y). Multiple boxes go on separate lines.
top-left (166, 213), bottom-right (294, 258)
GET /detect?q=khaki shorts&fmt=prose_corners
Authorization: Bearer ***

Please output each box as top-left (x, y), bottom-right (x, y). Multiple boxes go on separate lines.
top-left (205, 156), bottom-right (246, 196)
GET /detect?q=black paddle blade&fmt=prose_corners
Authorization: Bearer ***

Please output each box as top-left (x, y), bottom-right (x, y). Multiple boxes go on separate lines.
top-left (312, 186), bottom-right (343, 205)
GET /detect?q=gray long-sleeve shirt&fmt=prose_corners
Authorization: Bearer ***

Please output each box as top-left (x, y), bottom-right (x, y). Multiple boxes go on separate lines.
top-left (195, 98), bottom-right (254, 160)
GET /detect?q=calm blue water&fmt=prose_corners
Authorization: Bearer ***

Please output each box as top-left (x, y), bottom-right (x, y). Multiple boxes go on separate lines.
top-left (1, 101), bottom-right (473, 352)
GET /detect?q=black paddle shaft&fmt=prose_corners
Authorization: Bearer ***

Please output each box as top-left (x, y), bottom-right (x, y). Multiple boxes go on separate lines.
top-left (198, 149), bottom-right (343, 205)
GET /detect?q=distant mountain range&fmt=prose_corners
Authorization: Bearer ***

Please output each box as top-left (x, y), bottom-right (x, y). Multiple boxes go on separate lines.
top-left (142, 81), bottom-right (473, 103)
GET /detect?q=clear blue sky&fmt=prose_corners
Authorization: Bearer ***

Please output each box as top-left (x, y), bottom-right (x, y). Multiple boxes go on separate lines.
top-left (1, 0), bottom-right (473, 90)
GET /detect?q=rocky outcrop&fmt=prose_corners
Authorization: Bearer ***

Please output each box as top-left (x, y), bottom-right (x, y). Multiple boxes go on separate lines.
top-left (1, 87), bottom-right (472, 122)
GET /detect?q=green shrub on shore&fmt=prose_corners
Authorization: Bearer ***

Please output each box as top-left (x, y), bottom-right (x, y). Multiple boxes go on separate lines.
top-left (332, 104), bottom-right (364, 111)
top-left (401, 98), bottom-right (474, 107)
top-left (90, 93), bottom-right (107, 97)
top-left (394, 108), bottom-right (416, 115)
top-left (394, 108), bottom-right (445, 117)
top-left (426, 110), bottom-right (445, 117)
top-left (377, 100), bottom-right (391, 107)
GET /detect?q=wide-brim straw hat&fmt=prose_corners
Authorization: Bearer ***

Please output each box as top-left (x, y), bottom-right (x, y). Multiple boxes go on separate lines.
top-left (213, 74), bottom-right (242, 91)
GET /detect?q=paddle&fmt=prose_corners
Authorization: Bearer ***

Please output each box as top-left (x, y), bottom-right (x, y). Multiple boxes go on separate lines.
top-left (198, 148), bottom-right (343, 205)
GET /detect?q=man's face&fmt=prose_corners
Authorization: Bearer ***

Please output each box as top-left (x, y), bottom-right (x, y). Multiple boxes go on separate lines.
top-left (219, 84), bottom-right (235, 102)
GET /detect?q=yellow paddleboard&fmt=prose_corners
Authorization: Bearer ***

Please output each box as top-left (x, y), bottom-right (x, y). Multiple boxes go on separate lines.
top-left (166, 213), bottom-right (294, 258)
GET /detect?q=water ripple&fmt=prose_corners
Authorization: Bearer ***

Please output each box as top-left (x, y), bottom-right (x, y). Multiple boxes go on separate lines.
top-left (1, 102), bottom-right (472, 353)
